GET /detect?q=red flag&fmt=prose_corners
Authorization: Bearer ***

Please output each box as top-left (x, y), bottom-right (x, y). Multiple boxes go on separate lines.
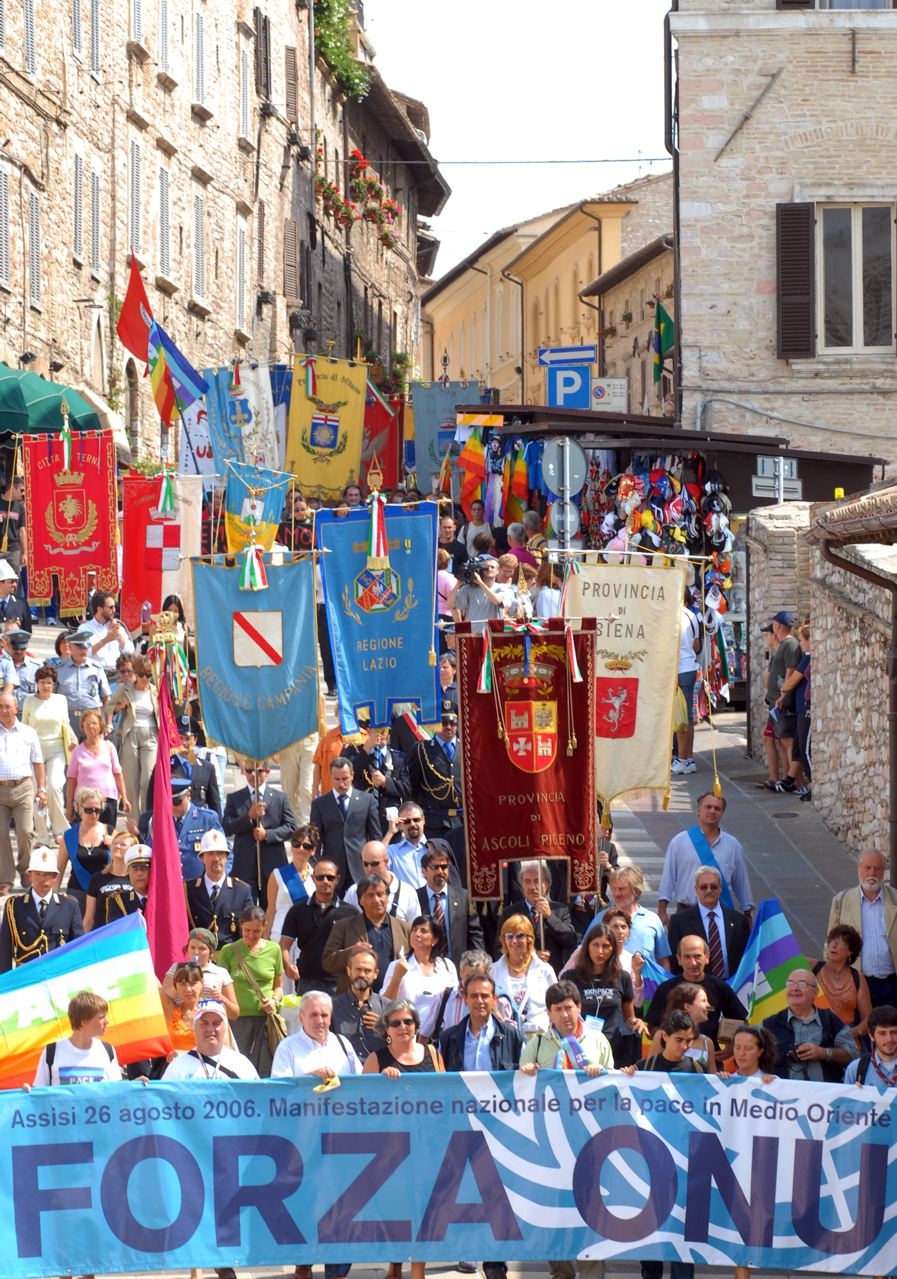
top-left (116, 256), bottom-right (154, 362)
top-left (145, 675), bottom-right (189, 981)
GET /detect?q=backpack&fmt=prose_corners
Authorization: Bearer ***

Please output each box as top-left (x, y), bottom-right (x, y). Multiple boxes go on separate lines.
top-left (45, 1038), bottom-right (115, 1072)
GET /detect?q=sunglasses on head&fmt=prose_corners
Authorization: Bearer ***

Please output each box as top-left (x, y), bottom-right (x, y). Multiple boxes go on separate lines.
top-left (387, 1017), bottom-right (415, 1028)
top-left (314, 873), bottom-right (337, 882)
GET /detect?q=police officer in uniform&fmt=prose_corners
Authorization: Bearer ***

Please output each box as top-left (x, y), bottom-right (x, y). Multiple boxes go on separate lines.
top-left (5, 629), bottom-right (40, 712)
top-left (144, 720), bottom-right (222, 817)
top-left (185, 829), bottom-right (253, 948)
top-left (138, 776), bottom-right (225, 878)
top-left (0, 845), bottom-right (83, 971)
top-left (106, 844), bottom-right (152, 921)
top-left (55, 629), bottom-right (111, 734)
top-left (408, 703), bottom-right (463, 839)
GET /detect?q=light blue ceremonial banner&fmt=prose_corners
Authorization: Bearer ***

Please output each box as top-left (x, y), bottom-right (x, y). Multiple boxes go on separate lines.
top-left (203, 366), bottom-right (245, 468)
top-left (192, 557), bottom-right (317, 759)
top-left (409, 380), bottom-right (477, 494)
top-left (224, 460), bottom-right (291, 553)
top-left (2, 1071), bottom-right (895, 1277)
top-left (317, 502), bottom-right (438, 733)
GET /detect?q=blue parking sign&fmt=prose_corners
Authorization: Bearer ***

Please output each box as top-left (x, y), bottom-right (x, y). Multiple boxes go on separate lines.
top-left (547, 365), bottom-right (591, 409)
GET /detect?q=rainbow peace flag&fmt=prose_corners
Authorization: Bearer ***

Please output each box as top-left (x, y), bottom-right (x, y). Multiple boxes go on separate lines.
top-left (729, 897), bottom-right (821, 1024)
top-left (0, 914), bottom-right (171, 1089)
top-left (147, 319), bottom-right (208, 426)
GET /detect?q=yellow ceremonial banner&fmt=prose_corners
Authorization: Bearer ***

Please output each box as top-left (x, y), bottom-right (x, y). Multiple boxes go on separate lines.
top-left (286, 356), bottom-right (367, 499)
top-left (564, 562), bottom-right (685, 809)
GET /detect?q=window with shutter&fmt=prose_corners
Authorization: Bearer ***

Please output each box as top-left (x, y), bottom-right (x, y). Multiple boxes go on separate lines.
top-left (236, 216), bottom-right (248, 333)
top-left (254, 8), bottom-right (271, 98)
top-left (0, 166), bottom-right (8, 288)
top-left (256, 200), bottom-right (265, 282)
top-left (131, 0), bottom-right (143, 43)
top-left (90, 167), bottom-right (100, 274)
top-left (776, 203), bottom-right (816, 359)
top-left (158, 167), bottom-right (171, 278)
top-left (158, 0), bottom-right (169, 72)
top-left (240, 47), bottom-right (251, 139)
top-left (90, 0), bottom-right (100, 75)
top-left (194, 11), bottom-right (205, 105)
top-left (776, 0), bottom-right (812, 8)
top-left (0, 0), bottom-right (5, 50)
top-left (73, 153), bottom-right (84, 260)
top-left (817, 203), bottom-right (895, 352)
top-left (284, 47), bottom-right (297, 122)
top-left (129, 140), bottom-right (142, 256)
top-left (72, 0), bottom-right (82, 55)
top-left (24, 0), bottom-right (36, 74)
top-left (28, 192), bottom-right (40, 307)
top-left (283, 218), bottom-right (299, 303)
top-left (193, 190), bottom-right (206, 300)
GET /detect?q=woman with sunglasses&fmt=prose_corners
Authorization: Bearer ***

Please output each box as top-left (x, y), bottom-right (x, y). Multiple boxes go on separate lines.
top-left (82, 829), bottom-right (138, 930)
top-left (381, 914), bottom-right (458, 1038)
top-left (65, 708), bottom-right (130, 828)
top-left (264, 823), bottom-right (318, 943)
top-left (493, 913), bottom-right (556, 1033)
top-left (54, 785), bottom-right (111, 910)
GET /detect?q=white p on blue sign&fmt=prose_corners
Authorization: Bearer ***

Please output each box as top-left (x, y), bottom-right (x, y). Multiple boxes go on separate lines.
top-left (546, 366), bottom-right (591, 409)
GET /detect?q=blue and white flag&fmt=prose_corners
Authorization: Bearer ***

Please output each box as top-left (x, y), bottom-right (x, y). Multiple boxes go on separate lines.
top-left (192, 557), bottom-right (318, 760)
top-left (224, 460), bottom-right (291, 553)
top-left (203, 367), bottom-right (245, 468)
top-left (410, 380), bottom-right (479, 493)
top-left (317, 502), bottom-right (439, 733)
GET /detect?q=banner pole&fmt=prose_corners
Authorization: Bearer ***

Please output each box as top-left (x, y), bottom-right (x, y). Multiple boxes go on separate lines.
top-left (538, 858), bottom-right (546, 954)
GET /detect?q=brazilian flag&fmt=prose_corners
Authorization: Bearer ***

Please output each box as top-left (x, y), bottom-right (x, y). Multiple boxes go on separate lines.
top-left (652, 301), bottom-right (675, 383)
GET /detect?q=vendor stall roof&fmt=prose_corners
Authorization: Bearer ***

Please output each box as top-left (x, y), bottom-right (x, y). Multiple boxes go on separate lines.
top-left (456, 404), bottom-right (887, 470)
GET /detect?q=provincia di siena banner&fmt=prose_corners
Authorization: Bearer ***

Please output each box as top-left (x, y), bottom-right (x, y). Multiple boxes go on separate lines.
top-left (4, 1070), bottom-right (895, 1277)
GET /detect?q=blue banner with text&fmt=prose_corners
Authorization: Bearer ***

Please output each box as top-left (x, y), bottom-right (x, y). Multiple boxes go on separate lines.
top-left (3, 1071), bottom-right (896, 1277)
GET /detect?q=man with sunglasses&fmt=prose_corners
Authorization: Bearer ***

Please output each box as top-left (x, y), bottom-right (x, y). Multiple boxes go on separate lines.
top-left (344, 840), bottom-right (419, 923)
top-left (280, 860), bottom-right (356, 996)
top-left (185, 830), bottom-right (253, 949)
top-left (417, 846), bottom-right (483, 963)
top-left (408, 709), bottom-right (463, 838)
top-left (223, 761), bottom-right (296, 902)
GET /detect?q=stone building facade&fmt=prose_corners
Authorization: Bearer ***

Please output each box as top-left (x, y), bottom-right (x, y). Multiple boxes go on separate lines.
top-left (671, 1), bottom-right (897, 466)
top-left (0, 0), bottom-right (447, 460)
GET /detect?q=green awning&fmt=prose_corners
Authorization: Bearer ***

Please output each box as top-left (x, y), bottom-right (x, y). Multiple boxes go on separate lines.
top-left (0, 364), bottom-right (101, 434)
top-left (0, 366), bottom-right (31, 435)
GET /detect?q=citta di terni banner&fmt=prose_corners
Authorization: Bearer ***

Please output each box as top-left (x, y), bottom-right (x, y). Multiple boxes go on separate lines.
top-left (2, 1071), bottom-right (895, 1276)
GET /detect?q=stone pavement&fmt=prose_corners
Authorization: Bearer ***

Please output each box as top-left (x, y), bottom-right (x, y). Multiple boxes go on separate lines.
top-left (614, 706), bottom-right (854, 957)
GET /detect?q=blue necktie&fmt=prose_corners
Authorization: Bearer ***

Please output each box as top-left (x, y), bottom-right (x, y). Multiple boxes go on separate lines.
top-left (338, 794), bottom-right (348, 819)
top-left (443, 740), bottom-right (455, 764)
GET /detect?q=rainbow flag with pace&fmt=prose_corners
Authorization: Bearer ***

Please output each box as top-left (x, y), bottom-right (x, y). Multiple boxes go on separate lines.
top-left (0, 914), bottom-right (170, 1089)
top-left (729, 898), bottom-right (822, 1023)
top-left (147, 319), bottom-right (208, 426)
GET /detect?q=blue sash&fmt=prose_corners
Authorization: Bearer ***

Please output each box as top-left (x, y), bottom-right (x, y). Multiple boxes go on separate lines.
top-left (279, 862), bottom-right (309, 906)
top-left (552, 1022), bottom-right (594, 1071)
top-left (63, 825), bottom-right (108, 893)
top-left (685, 825), bottom-right (735, 910)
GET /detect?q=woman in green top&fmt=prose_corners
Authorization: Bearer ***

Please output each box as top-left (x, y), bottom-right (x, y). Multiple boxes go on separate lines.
top-left (219, 905), bottom-right (284, 1077)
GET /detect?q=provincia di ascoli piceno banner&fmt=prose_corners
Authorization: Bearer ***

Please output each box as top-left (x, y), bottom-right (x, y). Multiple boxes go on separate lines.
top-left (4, 1070), bottom-right (895, 1277)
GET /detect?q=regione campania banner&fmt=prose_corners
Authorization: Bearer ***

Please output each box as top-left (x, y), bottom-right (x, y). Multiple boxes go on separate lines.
top-left (2, 1071), bottom-right (895, 1277)
top-left (192, 557), bottom-right (318, 760)
top-left (457, 620), bottom-right (596, 899)
top-left (565, 564), bottom-right (683, 809)
top-left (23, 430), bottom-right (118, 614)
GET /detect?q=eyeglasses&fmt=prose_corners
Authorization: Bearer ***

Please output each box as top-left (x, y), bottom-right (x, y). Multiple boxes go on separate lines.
top-left (786, 981), bottom-right (815, 990)
top-left (427, 864), bottom-right (449, 873)
top-left (387, 1018), bottom-right (415, 1028)
top-left (81, 806), bottom-right (103, 815)
top-left (505, 932), bottom-right (530, 941)
top-left (314, 873), bottom-right (337, 882)
top-left (399, 817), bottom-right (421, 825)
top-left (293, 841), bottom-right (316, 851)
top-left (246, 769), bottom-right (268, 776)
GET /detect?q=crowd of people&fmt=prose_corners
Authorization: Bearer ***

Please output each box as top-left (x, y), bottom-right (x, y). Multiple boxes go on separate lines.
top-left (0, 474), bottom-right (891, 1279)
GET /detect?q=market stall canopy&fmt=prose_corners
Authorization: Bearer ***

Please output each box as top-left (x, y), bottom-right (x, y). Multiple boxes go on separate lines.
top-left (0, 366), bottom-right (30, 435)
top-left (0, 364), bottom-right (101, 434)
top-left (73, 382), bottom-right (131, 460)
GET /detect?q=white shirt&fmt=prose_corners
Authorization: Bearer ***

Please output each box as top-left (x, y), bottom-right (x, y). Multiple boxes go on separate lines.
top-left (381, 955), bottom-right (458, 1038)
top-left (679, 608), bottom-right (700, 675)
top-left (332, 787), bottom-right (353, 807)
top-left (163, 1047), bottom-right (259, 1081)
top-left (82, 615), bottom-right (135, 669)
top-left (34, 1038), bottom-right (122, 1086)
top-left (31, 891), bottom-right (52, 913)
top-left (345, 874), bottom-right (420, 923)
top-left (659, 827), bottom-right (754, 911)
top-left (204, 873), bottom-right (227, 896)
top-left (271, 1026), bottom-right (362, 1077)
top-left (0, 719), bottom-right (42, 781)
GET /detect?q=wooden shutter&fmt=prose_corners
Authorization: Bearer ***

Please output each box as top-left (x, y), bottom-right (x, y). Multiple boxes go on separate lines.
top-left (132, 0), bottom-right (143, 43)
top-left (194, 11), bottom-right (205, 104)
top-left (0, 166), bottom-right (9, 288)
top-left (24, 0), bottom-right (36, 73)
top-left (28, 192), bottom-right (40, 306)
top-left (129, 139), bottom-right (142, 255)
top-left (283, 218), bottom-right (299, 303)
top-left (71, 0), bottom-right (82, 55)
top-left (776, 0), bottom-right (813, 8)
top-left (254, 8), bottom-right (271, 98)
top-left (158, 0), bottom-right (168, 71)
top-left (73, 153), bottom-right (84, 259)
top-left (776, 202), bottom-right (816, 360)
top-left (256, 199), bottom-right (265, 281)
top-left (0, 0), bottom-right (5, 49)
top-left (193, 191), bottom-right (206, 299)
top-left (236, 218), bottom-right (247, 332)
top-left (158, 166), bottom-right (170, 277)
top-left (240, 47), bottom-right (250, 137)
top-left (284, 46), bottom-right (297, 122)
top-left (89, 0), bottom-right (99, 74)
top-left (90, 167), bottom-right (100, 273)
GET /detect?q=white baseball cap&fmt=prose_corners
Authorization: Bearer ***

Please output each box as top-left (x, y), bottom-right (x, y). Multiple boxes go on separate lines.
top-left (193, 999), bottom-right (227, 1023)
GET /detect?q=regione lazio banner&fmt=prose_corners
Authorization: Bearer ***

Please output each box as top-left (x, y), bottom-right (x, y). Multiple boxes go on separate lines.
top-left (192, 556), bottom-right (318, 760)
top-left (317, 502), bottom-right (439, 734)
top-left (224, 460), bottom-right (291, 553)
top-left (565, 563), bottom-right (683, 808)
top-left (409, 380), bottom-right (478, 494)
top-left (3, 1071), bottom-right (896, 1277)
top-left (0, 914), bottom-right (169, 1089)
top-left (23, 430), bottom-right (118, 615)
top-left (286, 355), bottom-right (366, 499)
top-left (457, 620), bottom-right (596, 899)
top-left (120, 473), bottom-right (203, 632)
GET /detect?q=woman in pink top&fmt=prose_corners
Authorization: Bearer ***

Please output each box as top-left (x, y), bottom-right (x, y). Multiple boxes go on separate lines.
top-left (436, 547), bottom-right (457, 655)
top-left (65, 708), bottom-right (131, 828)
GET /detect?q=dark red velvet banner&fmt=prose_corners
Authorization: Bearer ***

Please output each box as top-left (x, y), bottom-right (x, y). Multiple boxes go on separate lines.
top-left (457, 619), bottom-right (596, 900)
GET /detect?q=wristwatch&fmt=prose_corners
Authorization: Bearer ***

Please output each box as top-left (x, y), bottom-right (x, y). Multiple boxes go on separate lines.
top-left (826, 1047), bottom-right (832, 1061)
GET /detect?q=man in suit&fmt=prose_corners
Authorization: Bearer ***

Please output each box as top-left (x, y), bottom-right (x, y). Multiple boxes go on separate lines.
top-left (309, 756), bottom-right (382, 891)
top-left (223, 761), bottom-right (296, 902)
top-left (416, 845), bottom-right (483, 963)
top-left (185, 830), bottom-right (253, 949)
top-left (0, 845), bottom-right (82, 971)
top-left (323, 875), bottom-right (411, 993)
top-left (668, 865), bottom-right (751, 980)
top-left (342, 721), bottom-right (412, 829)
top-left (496, 860), bottom-right (577, 975)
top-left (408, 710), bottom-right (463, 838)
top-left (828, 849), bottom-right (897, 1007)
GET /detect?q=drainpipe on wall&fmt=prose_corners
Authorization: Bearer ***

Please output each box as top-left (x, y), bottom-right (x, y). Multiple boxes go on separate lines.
top-left (818, 538), bottom-right (897, 877)
top-left (501, 268), bottom-right (525, 402)
top-left (580, 208), bottom-right (604, 374)
top-left (664, 5), bottom-right (683, 424)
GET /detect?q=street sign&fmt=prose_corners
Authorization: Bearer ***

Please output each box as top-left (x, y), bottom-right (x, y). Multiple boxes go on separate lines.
top-left (542, 437), bottom-right (588, 495)
top-left (547, 365), bottom-right (592, 409)
top-left (548, 500), bottom-right (580, 538)
top-left (590, 378), bottom-right (629, 413)
top-left (538, 345), bottom-right (598, 368)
